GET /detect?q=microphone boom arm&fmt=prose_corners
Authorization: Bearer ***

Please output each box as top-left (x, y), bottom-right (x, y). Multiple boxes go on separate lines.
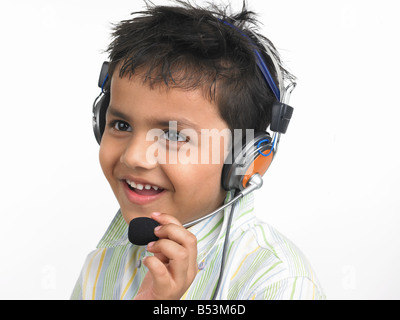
top-left (183, 173), bottom-right (263, 228)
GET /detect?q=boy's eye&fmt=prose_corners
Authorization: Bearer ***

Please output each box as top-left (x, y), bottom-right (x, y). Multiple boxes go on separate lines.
top-left (162, 130), bottom-right (187, 142)
top-left (111, 120), bottom-right (132, 132)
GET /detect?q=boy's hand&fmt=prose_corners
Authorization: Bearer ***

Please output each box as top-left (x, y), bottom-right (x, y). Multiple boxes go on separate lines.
top-left (133, 212), bottom-right (198, 300)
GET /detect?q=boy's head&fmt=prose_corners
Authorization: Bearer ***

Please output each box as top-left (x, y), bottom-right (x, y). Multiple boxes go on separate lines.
top-left (105, 1), bottom-right (292, 133)
top-left (98, 1), bottom-right (294, 225)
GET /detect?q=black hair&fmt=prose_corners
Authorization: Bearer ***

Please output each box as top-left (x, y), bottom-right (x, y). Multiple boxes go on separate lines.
top-left (106, 0), bottom-right (295, 132)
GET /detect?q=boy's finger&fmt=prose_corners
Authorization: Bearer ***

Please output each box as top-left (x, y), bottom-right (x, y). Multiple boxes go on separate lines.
top-left (154, 223), bottom-right (197, 249)
top-left (154, 224), bottom-right (198, 278)
top-left (147, 239), bottom-right (189, 266)
top-left (142, 256), bottom-right (171, 291)
top-left (147, 239), bottom-right (190, 284)
top-left (152, 251), bottom-right (169, 264)
top-left (150, 212), bottom-right (198, 282)
top-left (150, 212), bottom-right (182, 227)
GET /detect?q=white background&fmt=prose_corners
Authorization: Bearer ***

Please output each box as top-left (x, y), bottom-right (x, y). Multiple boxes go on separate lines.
top-left (1, 0), bottom-right (399, 300)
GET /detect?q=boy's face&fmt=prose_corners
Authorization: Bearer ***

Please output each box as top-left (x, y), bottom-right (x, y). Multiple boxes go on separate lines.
top-left (99, 73), bottom-right (230, 225)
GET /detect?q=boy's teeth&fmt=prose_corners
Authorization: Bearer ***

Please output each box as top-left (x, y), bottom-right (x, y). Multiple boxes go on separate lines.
top-left (127, 180), bottom-right (136, 188)
top-left (126, 180), bottom-right (161, 191)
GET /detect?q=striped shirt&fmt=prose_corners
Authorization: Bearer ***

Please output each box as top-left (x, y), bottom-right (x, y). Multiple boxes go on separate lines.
top-left (71, 191), bottom-right (325, 300)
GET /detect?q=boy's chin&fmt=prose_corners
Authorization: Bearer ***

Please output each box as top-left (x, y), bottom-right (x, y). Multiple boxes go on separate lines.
top-left (119, 207), bottom-right (154, 224)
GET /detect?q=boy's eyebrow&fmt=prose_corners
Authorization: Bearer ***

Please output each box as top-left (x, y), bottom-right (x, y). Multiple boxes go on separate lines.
top-left (107, 105), bottom-right (130, 121)
top-left (150, 118), bottom-right (201, 132)
top-left (107, 105), bottom-right (201, 132)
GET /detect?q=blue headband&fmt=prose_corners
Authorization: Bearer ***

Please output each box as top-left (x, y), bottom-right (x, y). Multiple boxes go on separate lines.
top-left (219, 19), bottom-right (281, 101)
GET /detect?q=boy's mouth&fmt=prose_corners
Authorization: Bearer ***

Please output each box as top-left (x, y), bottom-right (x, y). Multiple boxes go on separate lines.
top-left (125, 179), bottom-right (164, 196)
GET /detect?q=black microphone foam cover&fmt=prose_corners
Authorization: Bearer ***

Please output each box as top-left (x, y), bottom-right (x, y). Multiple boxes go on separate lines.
top-left (128, 217), bottom-right (160, 246)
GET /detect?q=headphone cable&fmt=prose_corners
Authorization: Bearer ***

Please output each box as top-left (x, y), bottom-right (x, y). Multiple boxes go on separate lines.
top-left (211, 188), bottom-right (240, 300)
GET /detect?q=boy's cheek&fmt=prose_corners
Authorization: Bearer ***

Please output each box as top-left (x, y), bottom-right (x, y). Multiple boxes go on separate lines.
top-left (164, 162), bottom-right (223, 194)
top-left (99, 139), bottom-right (118, 180)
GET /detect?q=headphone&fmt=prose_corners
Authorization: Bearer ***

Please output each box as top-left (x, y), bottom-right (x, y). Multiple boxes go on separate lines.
top-left (92, 22), bottom-right (294, 193)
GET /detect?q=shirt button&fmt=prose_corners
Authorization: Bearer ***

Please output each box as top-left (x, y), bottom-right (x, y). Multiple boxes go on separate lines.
top-left (198, 261), bottom-right (206, 270)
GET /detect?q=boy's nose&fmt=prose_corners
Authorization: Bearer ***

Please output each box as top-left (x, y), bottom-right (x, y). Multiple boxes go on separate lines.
top-left (120, 136), bottom-right (158, 170)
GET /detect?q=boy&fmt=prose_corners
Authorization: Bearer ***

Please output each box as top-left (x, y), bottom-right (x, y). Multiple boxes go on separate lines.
top-left (71, 1), bottom-right (325, 300)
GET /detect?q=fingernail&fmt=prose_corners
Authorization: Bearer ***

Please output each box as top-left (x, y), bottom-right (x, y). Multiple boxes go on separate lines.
top-left (152, 212), bottom-right (161, 216)
top-left (154, 226), bottom-right (161, 232)
top-left (147, 241), bottom-right (155, 248)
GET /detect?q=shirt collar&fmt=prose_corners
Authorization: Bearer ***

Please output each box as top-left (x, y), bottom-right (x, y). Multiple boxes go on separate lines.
top-left (96, 209), bottom-right (129, 248)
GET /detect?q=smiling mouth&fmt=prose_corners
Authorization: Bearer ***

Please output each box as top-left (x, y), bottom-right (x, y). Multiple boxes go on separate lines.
top-left (125, 179), bottom-right (164, 196)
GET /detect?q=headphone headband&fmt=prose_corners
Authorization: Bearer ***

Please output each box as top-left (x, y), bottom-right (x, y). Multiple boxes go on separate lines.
top-left (219, 19), bottom-right (281, 101)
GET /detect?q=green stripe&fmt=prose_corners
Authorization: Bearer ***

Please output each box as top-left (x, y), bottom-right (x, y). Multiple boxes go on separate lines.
top-left (102, 246), bottom-right (128, 299)
top-left (258, 225), bottom-right (278, 257)
top-left (97, 211), bottom-right (127, 248)
top-left (250, 260), bottom-right (282, 290)
top-left (237, 207), bottom-right (254, 219)
top-left (198, 216), bottom-right (223, 242)
top-left (290, 277), bottom-right (298, 299)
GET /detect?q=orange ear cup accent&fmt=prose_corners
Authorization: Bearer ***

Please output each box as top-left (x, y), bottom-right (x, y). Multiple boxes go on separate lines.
top-left (242, 151), bottom-right (274, 189)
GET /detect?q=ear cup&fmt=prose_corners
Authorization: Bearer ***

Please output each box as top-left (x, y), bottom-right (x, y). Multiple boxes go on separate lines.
top-left (98, 62), bottom-right (109, 88)
top-left (222, 132), bottom-right (274, 191)
top-left (92, 92), bottom-right (110, 145)
top-left (92, 61), bottom-right (110, 144)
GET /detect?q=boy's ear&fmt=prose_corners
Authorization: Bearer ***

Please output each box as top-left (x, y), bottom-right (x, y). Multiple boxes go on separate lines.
top-left (221, 132), bottom-right (274, 191)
